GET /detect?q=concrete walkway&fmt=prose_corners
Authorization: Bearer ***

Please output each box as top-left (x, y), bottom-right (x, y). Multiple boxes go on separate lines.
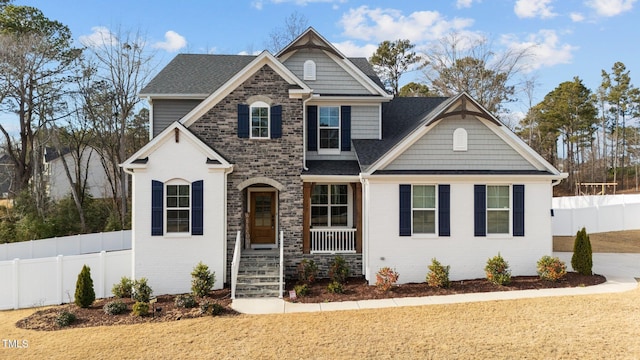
top-left (231, 253), bottom-right (640, 315)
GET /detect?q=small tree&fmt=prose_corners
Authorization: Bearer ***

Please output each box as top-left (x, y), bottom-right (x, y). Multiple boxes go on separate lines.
top-left (191, 261), bottom-right (215, 297)
top-left (571, 227), bottom-right (593, 275)
top-left (74, 265), bottom-right (95, 308)
top-left (426, 258), bottom-right (450, 288)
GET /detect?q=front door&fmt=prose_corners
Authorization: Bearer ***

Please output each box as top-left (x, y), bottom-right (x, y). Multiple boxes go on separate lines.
top-left (250, 191), bottom-right (276, 246)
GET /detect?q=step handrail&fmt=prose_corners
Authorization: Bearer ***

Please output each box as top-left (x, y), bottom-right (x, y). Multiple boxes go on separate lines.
top-left (231, 231), bottom-right (241, 299)
top-left (279, 230), bottom-right (284, 299)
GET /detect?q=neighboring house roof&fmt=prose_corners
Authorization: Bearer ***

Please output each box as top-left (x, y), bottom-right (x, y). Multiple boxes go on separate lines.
top-left (353, 96), bottom-right (450, 167)
top-left (44, 147), bottom-right (72, 163)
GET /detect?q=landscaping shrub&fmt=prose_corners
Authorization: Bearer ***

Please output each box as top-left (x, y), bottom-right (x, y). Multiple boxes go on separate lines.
top-left (132, 301), bottom-right (149, 316)
top-left (200, 300), bottom-right (224, 316)
top-left (426, 258), bottom-right (450, 288)
top-left (327, 280), bottom-right (344, 294)
top-left (174, 294), bottom-right (198, 308)
top-left (103, 300), bottom-right (127, 315)
top-left (571, 227), bottom-right (593, 275)
top-left (111, 276), bottom-right (133, 298)
top-left (329, 255), bottom-right (349, 284)
top-left (74, 265), bottom-right (95, 308)
top-left (375, 267), bottom-right (399, 292)
top-left (294, 284), bottom-right (310, 297)
top-left (56, 310), bottom-right (77, 327)
top-left (485, 253), bottom-right (511, 285)
top-left (191, 262), bottom-right (215, 297)
top-left (537, 255), bottom-right (567, 282)
top-left (297, 259), bottom-right (318, 284)
top-left (132, 278), bottom-right (153, 303)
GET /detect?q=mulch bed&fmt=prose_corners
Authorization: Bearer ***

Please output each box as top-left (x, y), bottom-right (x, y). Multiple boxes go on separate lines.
top-left (16, 272), bottom-right (605, 331)
top-left (285, 272), bottom-right (606, 303)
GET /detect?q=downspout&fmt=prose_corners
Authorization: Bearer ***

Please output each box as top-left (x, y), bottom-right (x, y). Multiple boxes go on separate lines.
top-left (359, 175), bottom-right (369, 282)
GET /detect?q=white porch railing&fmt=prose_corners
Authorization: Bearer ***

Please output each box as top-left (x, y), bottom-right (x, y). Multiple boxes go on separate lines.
top-left (230, 231), bottom-right (241, 300)
top-left (310, 228), bottom-right (357, 254)
top-left (279, 231), bottom-right (284, 299)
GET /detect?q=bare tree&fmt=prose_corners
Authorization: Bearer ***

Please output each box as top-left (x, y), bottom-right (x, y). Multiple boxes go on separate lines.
top-left (422, 32), bottom-right (532, 114)
top-left (265, 11), bottom-right (308, 53)
top-left (80, 27), bottom-right (154, 227)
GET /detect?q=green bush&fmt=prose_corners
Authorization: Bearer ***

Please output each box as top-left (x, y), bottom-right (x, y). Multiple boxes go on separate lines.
top-left (327, 280), bottom-right (344, 294)
top-left (537, 255), bottom-right (567, 282)
top-left (485, 253), bottom-right (511, 285)
top-left (426, 258), bottom-right (450, 288)
top-left (112, 277), bottom-right (133, 298)
top-left (329, 255), bottom-right (350, 284)
top-left (132, 301), bottom-right (149, 316)
top-left (571, 227), bottom-right (593, 275)
top-left (297, 259), bottom-right (318, 284)
top-left (375, 267), bottom-right (399, 292)
top-left (56, 310), bottom-right (77, 327)
top-left (103, 300), bottom-right (127, 315)
top-left (174, 294), bottom-right (198, 308)
top-left (200, 300), bottom-right (224, 316)
top-left (191, 262), bottom-right (215, 297)
top-left (132, 278), bottom-right (153, 303)
top-left (294, 284), bottom-right (310, 297)
top-left (74, 265), bottom-right (95, 308)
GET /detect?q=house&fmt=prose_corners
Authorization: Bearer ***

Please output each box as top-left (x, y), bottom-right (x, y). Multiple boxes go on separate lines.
top-left (122, 28), bottom-right (566, 297)
top-left (44, 146), bottom-right (116, 201)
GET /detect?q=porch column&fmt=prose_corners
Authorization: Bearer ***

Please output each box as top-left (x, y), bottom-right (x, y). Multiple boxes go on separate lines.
top-left (354, 182), bottom-right (362, 253)
top-left (302, 182), bottom-right (312, 254)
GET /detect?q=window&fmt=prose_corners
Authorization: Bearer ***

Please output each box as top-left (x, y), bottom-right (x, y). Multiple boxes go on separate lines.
top-left (166, 184), bottom-right (190, 233)
top-left (311, 184), bottom-right (348, 227)
top-left (303, 60), bottom-right (316, 80)
top-left (412, 185), bottom-right (436, 234)
top-left (250, 101), bottom-right (270, 138)
top-left (486, 185), bottom-right (510, 234)
top-left (318, 106), bottom-right (340, 152)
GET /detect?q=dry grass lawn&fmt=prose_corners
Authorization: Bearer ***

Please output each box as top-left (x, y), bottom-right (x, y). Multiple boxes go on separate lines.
top-left (1, 230), bottom-right (638, 359)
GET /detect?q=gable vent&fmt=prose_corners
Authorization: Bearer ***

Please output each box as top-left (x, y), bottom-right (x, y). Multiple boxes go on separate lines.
top-left (303, 60), bottom-right (316, 80)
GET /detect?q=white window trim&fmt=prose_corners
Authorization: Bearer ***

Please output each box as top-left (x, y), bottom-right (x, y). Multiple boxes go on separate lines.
top-left (317, 106), bottom-right (341, 155)
top-left (165, 179), bottom-right (191, 235)
top-left (486, 184), bottom-right (511, 236)
top-left (310, 183), bottom-right (352, 228)
top-left (411, 184), bottom-right (438, 237)
top-left (250, 101), bottom-right (270, 139)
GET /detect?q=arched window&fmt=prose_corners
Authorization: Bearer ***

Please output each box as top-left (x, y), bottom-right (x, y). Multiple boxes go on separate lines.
top-left (453, 128), bottom-right (468, 151)
top-left (250, 101), bottom-right (270, 138)
top-left (303, 60), bottom-right (316, 81)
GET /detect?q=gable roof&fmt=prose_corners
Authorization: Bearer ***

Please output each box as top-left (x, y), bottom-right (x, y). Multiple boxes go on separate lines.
top-left (139, 54), bottom-right (257, 97)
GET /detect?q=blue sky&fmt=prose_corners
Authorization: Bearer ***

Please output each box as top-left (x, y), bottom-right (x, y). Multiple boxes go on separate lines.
top-left (8, 0), bottom-right (640, 122)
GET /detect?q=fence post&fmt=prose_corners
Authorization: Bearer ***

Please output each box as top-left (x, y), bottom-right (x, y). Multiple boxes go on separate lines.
top-left (12, 258), bottom-right (19, 310)
top-left (57, 255), bottom-right (63, 305)
top-left (99, 251), bottom-right (106, 299)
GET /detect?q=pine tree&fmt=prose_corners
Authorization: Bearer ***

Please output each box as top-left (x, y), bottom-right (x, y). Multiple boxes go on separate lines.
top-left (571, 227), bottom-right (593, 275)
top-left (75, 265), bottom-right (95, 308)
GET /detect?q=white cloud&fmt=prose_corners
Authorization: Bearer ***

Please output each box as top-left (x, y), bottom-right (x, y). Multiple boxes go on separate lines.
top-left (152, 31), bottom-right (187, 52)
top-left (251, 1), bottom-right (263, 10)
top-left (502, 29), bottom-right (577, 71)
top-left (456, 0), bottom-right (477, 9)
top-left (338, 6), bottom-right (474, 43)
top-left (586, 0), bottom-right (637, 17)
top-left (332, 40), bottom-right (378, 58)
top-left (79, 26), bottom-right (118, 47)
top-left (570, 12), bottom-right (585, 22)
top-left (514, 0), bottom-right (557, 19)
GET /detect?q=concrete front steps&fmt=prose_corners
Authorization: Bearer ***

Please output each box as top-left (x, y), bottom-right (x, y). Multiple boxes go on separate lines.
top-left (235, 250), bottom-right (282, 298)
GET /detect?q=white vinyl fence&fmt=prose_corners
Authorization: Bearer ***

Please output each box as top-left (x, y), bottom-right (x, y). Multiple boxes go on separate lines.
top-left (552, 194), bottom-right (640, 236)
top-left (0, 230), bottom-right (131, 261)
top-left (0, 250), bottom-right (132, 310)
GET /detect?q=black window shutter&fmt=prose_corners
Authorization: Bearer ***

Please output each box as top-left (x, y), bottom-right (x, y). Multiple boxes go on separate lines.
top-left (341, 106), bottom-right (351, 151)
top-left (238, 104), bottom-right (249, 138)
top-left (270, 105), bottom-right (282, 138)
top-left (513, 184), bottom-right (525, 237)
top-left (151, 180), bottom-right (163, 236)
top-left (192, 180), bottom-right (204, 235)
top-left (438, 185), bottom-right (450, 237)
top-left (399, 184), bottom-right (411, 236)
top-left (307, 105), bottom-right (317, 151)
top-left (474, 185), bottom-right (486, 237)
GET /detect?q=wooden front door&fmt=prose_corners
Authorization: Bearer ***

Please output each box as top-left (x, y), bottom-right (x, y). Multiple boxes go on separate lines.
top-left (250, 192), bottom-right (276, 245)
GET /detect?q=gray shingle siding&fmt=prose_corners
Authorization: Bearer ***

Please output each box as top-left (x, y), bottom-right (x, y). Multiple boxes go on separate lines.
top-left (153, 99), bottom-right (202, 137)
top-left (382, 117), bottom-right (537, 171)
top-left (352, 105), bottom-right (380, 139)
